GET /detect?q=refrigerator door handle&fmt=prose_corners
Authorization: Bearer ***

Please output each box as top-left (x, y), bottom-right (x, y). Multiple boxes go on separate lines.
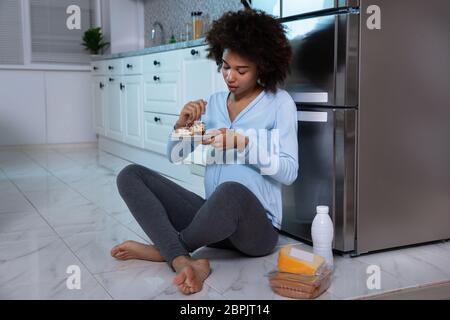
top-left (297, 111), bottom-right (328, 123)
top-left (291, 92), bottom-right (329, 104)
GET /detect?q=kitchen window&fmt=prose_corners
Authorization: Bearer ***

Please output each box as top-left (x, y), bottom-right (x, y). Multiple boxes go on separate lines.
top-left (0, 0), bottom-right (25, 65)
top-left (29, 0), bottom-right (93, 64)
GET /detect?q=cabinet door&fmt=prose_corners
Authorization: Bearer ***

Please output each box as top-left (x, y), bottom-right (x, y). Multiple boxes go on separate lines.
top-left (181, 46), bottom-right (216, 104)
top-left (143, 112), bottom-right (179, 155)
top-left (122, 56), bottom-right (143, 75)
top-left (143, 72), bottom-right (181, 115)
top-left (122, 75), bottom-right (143, 148)
top-left (105, 76), bottom-right (124, 141)
top-left (91, 76), bottom-right (107, 136)
top-left (91, 61), bottom-right (106, 75)
top-left (143, 50), bottom-right (182, 74)
top-left (105, 59), bottom-right (123, 76)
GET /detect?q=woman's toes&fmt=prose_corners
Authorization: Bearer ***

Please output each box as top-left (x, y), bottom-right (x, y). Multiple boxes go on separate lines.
top-left (111, 242), bottom-right (128, 256)
top-left (111, 250), bottom-right (121, 258)
top-left (174, 269), bottom-right (187, 286)
top-left (188, 286), bottom-right (197, 294)
top-left (173, 265), bottom-right (205, 295)
top-left (113, 252), bottom-right (125, 260)
top-left (181, 284), bottom-right (190, 295)
top-left (110, 246), bottom-right (121, 256)
top-left (117, 252), bottom-right (128, 259)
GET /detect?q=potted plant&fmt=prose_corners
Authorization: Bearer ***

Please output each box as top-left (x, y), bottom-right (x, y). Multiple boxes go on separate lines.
top-left (81, 27), bottom-right (110, 56)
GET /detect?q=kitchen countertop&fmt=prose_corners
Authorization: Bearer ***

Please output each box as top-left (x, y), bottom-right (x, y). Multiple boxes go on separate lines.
top-left (91, 38), bottom-right (207, 61)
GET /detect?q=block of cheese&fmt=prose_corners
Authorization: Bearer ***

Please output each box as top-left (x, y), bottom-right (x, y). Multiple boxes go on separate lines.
top-left (277, 245), bottom-right (325, 276)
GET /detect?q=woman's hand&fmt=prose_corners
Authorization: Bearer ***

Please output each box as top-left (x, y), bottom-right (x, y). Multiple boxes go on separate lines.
top-left (175, 100), bottom-right (207, 129)
top-left (201, 128), bottom-right (249, 151)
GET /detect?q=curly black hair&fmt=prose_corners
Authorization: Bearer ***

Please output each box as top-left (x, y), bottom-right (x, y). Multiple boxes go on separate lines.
top-left (205, 9), bottom-right (292, 93)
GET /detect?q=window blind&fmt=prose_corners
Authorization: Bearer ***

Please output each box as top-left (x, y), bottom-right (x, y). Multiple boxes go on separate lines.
top-left (0, 0), bottom-right (25, 65)
top-left (29, 0), bottom-right (92, 64)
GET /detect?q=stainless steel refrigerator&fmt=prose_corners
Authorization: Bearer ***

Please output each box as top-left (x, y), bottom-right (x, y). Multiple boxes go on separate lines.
top-left (280, 0), bottom-right (450, 255)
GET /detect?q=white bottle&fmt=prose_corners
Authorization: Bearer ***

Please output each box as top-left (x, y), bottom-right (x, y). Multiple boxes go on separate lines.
top-left (311, 205), bottom-right (334, 268)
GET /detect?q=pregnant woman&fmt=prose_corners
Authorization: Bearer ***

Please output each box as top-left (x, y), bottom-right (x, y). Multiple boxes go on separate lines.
top-left (110, 9), bottom-right (298, 295)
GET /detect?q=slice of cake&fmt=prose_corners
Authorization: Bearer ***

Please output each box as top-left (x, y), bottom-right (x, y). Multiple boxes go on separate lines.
top-left (191, 121), bottom-right (205, 136)
top-left (172, 121), bottom-right (206, 138)
top-left (173, 127), bottom-right (192, 137)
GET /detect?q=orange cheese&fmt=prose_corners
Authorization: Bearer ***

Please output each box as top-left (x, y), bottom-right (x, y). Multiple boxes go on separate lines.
top-left (278, 245), bottom-right (325, 276)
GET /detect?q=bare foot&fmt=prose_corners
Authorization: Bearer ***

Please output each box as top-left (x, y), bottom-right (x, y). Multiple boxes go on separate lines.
top-left (110, 240), bottom-right (165, 262)
top-left (172, 256), bottom-right (211, 295)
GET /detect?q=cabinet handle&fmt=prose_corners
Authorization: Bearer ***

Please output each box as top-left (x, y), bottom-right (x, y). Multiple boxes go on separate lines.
top-left (126, 63), bottom-right (133, 69)
top-left (191, 49), bottom-right (199, 56)
top-left (108, 65), bottom-right (114, 70)
top-left (109, 77), bottom-right (114, 82)
top-left (154, 117), bottom-right (161, 122)
top-left (153, 60), bottom-right (160, 66)
top-left (93, 66), bottom-right (98, 70)
top-left (99, 82), bottom-right (104, 89)
top-left (153, 75), bottom-right (160, 81)
top-left (120, 83), bottom-right (125, 90)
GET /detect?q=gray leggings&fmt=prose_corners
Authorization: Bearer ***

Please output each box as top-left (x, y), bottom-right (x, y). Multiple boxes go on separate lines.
top-left (116, 164), bottom-right (279, 269)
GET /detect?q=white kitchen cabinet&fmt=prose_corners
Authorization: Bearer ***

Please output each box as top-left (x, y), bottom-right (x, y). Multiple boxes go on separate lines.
top-left (143, 112), bottom-right (179, 155)
top-left (122, 56), bottom-right (143, 75)
top-left (105, 59), bottom-right (123, 75)
top-left (181, 45), bottom-right (228, 104)
top-left (143, 72), bottom-right (182, 115)
top-left (122, 75), bottom-right (144, 147)
top-left (91, 61), bottom-right (107, 75)
top-left (181, 46), bottom-right (216, 103)
top-left (105, 76), bottom-right (124, 141)
top-left (143, 50), bottom-right (182, 73)
top-left (91, 76), bottom-right (107, 136)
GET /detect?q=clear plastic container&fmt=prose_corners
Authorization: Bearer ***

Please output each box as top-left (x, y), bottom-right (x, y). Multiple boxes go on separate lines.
top-left (266, 243), bottom-right (334, 299)
top-left (267, 267), bottom-right (333, 299)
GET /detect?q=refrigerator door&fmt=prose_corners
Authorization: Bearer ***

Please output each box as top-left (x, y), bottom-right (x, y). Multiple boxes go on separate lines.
top-left (282, 0), bottom-right (335, 17)
top-left (281, 108), bottom-right (357, 252)
top-left (251, 0), bottom-right (280, 17)
top-left (282, 0), bottom-right (359, 17)
top-left (283, 15), bottom-right (336, 105)
top-left (356, 0), bottom-right (450, 254)
top-left (282, 9), bottom-right (359, 107)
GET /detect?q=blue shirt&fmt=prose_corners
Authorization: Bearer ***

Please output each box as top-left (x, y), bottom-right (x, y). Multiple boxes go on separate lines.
top-left (167, 89), bottom-right (299, 229)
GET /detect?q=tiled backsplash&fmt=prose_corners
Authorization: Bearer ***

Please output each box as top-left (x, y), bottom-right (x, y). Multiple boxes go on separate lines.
top-left (144, 0), bottom-right (242, 47)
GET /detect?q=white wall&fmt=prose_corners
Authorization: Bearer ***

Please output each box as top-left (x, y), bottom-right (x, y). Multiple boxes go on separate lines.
top-left (0, 70), bottom-right (47, 145)
top-left (0, 68), bottom-right (96, 146)
top-left (45, 71), bottom-right (95, 144)
top-left (108, 0), bottom-right (145, 54)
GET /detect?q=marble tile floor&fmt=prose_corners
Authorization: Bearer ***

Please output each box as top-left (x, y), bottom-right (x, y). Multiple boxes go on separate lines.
top-left (0, 144), bottom-right (449, 300)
